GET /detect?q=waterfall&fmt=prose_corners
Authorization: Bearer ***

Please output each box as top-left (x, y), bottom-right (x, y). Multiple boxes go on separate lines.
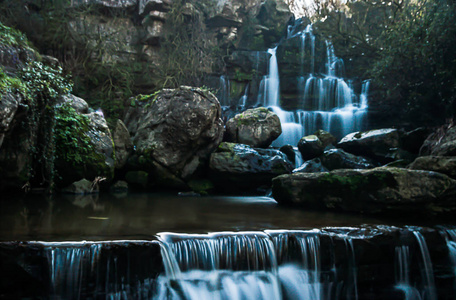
top-left (251, 22), bottom-right (370, 146)
top-left (17, 227), bottom-right (454, 299)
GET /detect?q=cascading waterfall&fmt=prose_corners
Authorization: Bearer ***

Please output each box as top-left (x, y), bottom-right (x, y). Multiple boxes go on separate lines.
top-left (255, 23), bottom-right (369, 146)
top-left (18, 227), bottom-right (455, 299)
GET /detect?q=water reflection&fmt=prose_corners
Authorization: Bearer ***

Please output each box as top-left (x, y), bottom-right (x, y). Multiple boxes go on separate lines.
top-left (0, 192), bottom-right (454, 242)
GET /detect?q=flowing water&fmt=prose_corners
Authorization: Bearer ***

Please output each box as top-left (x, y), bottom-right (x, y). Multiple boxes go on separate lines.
top-left (1, 193), bottom-right (456, 299)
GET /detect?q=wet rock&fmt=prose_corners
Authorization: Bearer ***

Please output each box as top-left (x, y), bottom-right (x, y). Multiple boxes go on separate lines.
top-left (298, 135), bottom-right (324, 160)
top-left (314, 129), bottom-right (337, 148)
top-left (272, 167), bottom-right (456, 215)
top-left (279, 144), bottom-right (295, 164)
top-left (293, 158), bottom-right (328, 173)
top-left (125, 86), bottom-right (224, 184)
top-left (112, 119), bottom-right (133, 170)
top-left (319, 148), bottom-right (377, 171)
top-left (338, 129), bottom-right (400, 163)
top-left (209, 142), bottom-right (293, 191)
top-left (225, 107), bottom-right (281, 148)
top-left (409, 156), bottom-right (456, 179)
top-left (61, 178), bottom-right (98, 195)
top-left (420, 126), bottom-right (456, 156)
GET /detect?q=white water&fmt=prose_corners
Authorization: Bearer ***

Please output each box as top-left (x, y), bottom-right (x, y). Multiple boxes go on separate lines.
top-left (255, 23), bottom-right (369, 146)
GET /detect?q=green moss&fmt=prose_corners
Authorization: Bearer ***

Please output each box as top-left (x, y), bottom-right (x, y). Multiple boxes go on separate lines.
top-left (0, 22), bottom-right (32, 49)
top-left (188, 179), bottom-right (214, 195)
top-left (318, 173), bottom-right (370, 193)
top-left (234, 69), bottom-right (253, 82)
top-left (0, 67), bottom-right (27, 95)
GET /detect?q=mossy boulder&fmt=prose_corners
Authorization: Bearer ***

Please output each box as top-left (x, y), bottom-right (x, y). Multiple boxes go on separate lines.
top-left (420, 126), bottom-right (456, 156)
top-left (209, 142), bottom-right (293, 192)
top-left (315, 129), bottom-right (336, 148)
top-left (124, 86), bottom-right (224, 186)
top-left (272, 167), bottom-right (456, 215)
top-left (225, 107), bottom-right (282, 148)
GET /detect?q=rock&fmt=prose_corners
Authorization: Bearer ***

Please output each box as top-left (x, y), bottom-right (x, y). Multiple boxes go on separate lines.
top-left (314, 129), bottom-right (336, 148)
top-left (209, 142), bottom-right (293, 191)
top-left (225, 107), bottom-right (281, 148)
top-left (139, 0), bottom-right (172, 15)
top-left (420, 126), bottom-right (456, 156)
top-left (338, 129), bottom-right (400, 162)
top-left (0, 93), bottom-right (19, 149)
top-left (272, 167), bottom-right (456, 215)
top-left (293, 158), bottom-right (328, 173)
top-left (298, 135), bottom-right (324, 160)
top-left (279, 144), bottom-right (295, 163)
top-left (319, 149), bottom-right (377, 171)
top-left (55, 107), bottom-right (115, 187)
top-left (125, 86), bottom-right (224, 182)
top-left (61, 178), bottom-right (98, 194)
top-left (71, 0), bottom-right (137, 9)
top-left (110, 180), bottom-right (129, 193)
top-left (125, 171), bottom-right (149, 188)
top-left (112, 119), bottom-right (133, 170)
top-left (409, 156), bottom-right (456, 179)
top-left (57, 94), bottom-right (89, 114)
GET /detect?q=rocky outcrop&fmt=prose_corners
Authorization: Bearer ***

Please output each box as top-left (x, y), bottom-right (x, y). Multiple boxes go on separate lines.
top-left (409, 156), bottom-right (456, 179)
top-left (272, 167), bottom-right (456, 215)
top-left (338, 129), bottom-right (400, 162)
top-left (112, 119), bottom-right (133, 170)
top-left (297, 135), bottom-right (324, 160)
top-left (57, 94), bottom-right (89, 114)
top-left (124, 86), bottom-right (224, 184)
top-left (319, 148), bottom-right (377, 171)
top-left (225, 107), bottom-right (281, 148)
top-left (209, 142), bottom-right (293, 191)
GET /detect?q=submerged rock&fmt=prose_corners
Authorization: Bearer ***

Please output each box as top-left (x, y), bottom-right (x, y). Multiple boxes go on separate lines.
top-left (298, 135), bottom-right (324, 160)
top-left (272, 167), bottom-right (456, 215)
top-left (319, 148), bottom-right (377, 171)
top-left (61, 178), bottom-right (98, 195)
top-left (124, 86), bottom-right (224, 185)
top-left (225, 107), bottom-right (281, 148)
top-left (338, 128), bottom-right (400, 162)
top-left (209, 142), bottom-right (293, 191)
top-left (409, 156), bottom-right (456, 179)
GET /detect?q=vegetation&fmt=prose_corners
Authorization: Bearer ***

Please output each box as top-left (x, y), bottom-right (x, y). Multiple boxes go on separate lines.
top-left (310, 0), bottom-right (456, 125)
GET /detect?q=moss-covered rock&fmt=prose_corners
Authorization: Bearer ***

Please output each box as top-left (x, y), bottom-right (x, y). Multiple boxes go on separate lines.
top-left (409, 156), bottom-right (456, 179)
top-left (225, 107), bottom-right (282, 148)
top-left (272, 167), bottom-right (456, 215)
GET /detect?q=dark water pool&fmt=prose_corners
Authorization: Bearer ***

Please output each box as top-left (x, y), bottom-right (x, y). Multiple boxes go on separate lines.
top-left (1, 192), bottom-right (453, 241)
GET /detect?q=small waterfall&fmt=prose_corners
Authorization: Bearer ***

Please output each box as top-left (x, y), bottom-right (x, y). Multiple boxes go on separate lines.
top-left (239, 83), bottom-right (249, 109)
top-left (264, 47), bottom-right (280, 107)
top-left (413, 231), bottom-right (437, 300)
top-left (395, 246), bottom-right (423, 300)
top-left (219, 75), bottom-right (230, 107)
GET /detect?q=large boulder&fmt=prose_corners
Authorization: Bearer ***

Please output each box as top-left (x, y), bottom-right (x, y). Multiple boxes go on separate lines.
top-left (338, 129), bottom-right (400, 162)
top-left (209, 142), bottom-right (293, 191)
top-left (420, 126), bottom-right (456, 156)
top-left (272, 167), bottom-right (456, 215)
top-left (409, 156), bottom-right (456, 179)
top-left (225, 107), bottom-right (281, 148)
top-left (297, 135), bottom-right (324, 160)
top-left (55, 99), bottom-right (115, 187)
top-left (319, 148), bottom-right (377, 171)
top-left (124, 86), bottom-right (224, 182)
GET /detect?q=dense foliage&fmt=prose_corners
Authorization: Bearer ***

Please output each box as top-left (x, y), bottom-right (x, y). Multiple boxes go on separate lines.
top-left (313, 0), bottom-right (456, 125)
